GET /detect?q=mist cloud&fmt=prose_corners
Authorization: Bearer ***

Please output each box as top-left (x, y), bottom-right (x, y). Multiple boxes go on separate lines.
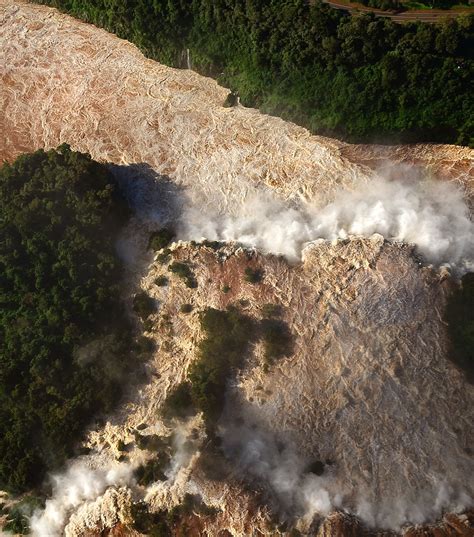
top-left (355, 481), bottom-right (472, 530)
top-left (30, 460), bottom-right (134, 537)
top-left (221, 422), bottom-right (337, 525)
top-left (221, 421), bottom-right (472, 531)
top-left (180, 177), bottom-right (474, 273)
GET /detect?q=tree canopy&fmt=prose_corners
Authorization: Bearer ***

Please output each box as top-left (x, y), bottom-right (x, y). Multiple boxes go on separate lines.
top-left (0, 145), bottom-right (130, 492)
top-left (36, 0), bottom-right (474, 145)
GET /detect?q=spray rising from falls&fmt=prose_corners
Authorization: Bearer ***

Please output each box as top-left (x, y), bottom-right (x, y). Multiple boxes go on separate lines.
top-left (221, 421), bottom-right (472, 531)
top-left (29, 423), bottom-right (200, 537)
top-left (180, 178), bottom-right (474, 273)
top-left (221, 423), bottom-right (337, 524)
top-left (29, 461), bottom-right (134, 537)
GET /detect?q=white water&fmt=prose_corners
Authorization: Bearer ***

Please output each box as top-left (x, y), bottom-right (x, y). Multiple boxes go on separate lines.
top-left (180, 176), bottom-right (474, 273)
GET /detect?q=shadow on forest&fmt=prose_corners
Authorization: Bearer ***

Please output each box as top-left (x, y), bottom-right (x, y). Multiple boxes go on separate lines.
top-left (109, 162), bottom-right (185, 226)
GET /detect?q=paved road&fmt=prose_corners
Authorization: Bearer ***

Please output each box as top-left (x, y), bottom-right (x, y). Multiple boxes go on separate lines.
top-left (322, 0), bottom-right (470, 22)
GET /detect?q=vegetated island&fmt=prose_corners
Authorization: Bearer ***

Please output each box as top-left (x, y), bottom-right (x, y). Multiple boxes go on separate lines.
top-left (35, 0), bottom-right (473, 146)
top-left (0, 145), bottom-right (134, 495)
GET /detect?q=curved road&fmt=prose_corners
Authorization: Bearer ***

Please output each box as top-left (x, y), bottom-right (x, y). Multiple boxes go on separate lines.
top-left (322, 0), bottom-right (472, 22)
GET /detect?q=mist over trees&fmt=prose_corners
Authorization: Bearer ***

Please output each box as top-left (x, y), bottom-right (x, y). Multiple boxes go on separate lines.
top-left (0, 146), bottom-right (131, 492)
top-left (36, 0), bottom-right (474, 145)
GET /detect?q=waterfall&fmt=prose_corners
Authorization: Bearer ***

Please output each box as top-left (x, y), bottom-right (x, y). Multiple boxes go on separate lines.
top-left (186, 48), bottom-right (191, 70)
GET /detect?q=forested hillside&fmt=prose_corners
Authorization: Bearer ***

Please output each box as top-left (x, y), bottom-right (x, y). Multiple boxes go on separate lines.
top-left (36, 0), bottom-right (474, 145)
top-left (0, 146), bottom-right (131, 492)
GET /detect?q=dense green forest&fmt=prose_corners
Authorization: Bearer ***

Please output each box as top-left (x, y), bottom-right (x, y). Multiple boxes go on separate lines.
top-left (0, 146), bottom-right (131, 492)
top-left (36, 0), bottom-right (474, 145)
top-left (359, 0), bottom-right (403, 10)
top-left (360, 0), bottom-right (472, 10)
top-left (189, 307), bottom-right (255, 426)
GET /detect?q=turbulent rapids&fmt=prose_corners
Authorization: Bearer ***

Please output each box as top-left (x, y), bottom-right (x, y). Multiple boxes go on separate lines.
top-left (1, 1), bottom-right (474, 536)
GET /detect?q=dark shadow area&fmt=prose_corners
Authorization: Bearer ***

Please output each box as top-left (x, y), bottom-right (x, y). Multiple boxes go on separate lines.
top-left (108, 162), bottom-right (184, 226)
top-left (260, 318), bottom-right (294, 367)
top-left (445, 272), bottom-right (474, 384)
